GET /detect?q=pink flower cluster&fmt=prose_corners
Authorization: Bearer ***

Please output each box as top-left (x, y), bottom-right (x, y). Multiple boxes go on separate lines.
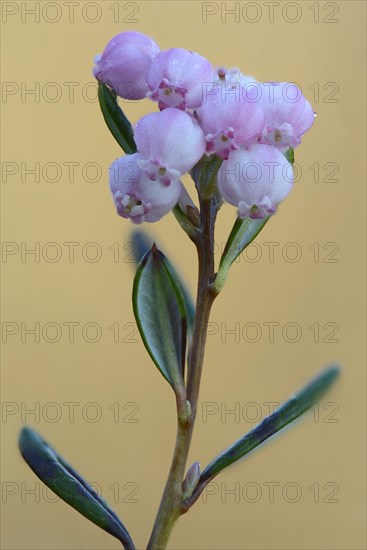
top-left (94, 32), bottom-right (315, 223)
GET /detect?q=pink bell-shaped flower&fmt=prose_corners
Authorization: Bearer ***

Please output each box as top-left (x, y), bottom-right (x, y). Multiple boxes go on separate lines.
top-left (109, 153), bottom-right (182, 223)
top-left (218, 144), bottom-right (293, 219)
top-left (198, 82), bottom-right (265, 160)
top-left (146, 48), bottom-right (213, 110)
top-left (259, 82), bottom-right (315, 151)
top-left (93, 31), bottom-right (160, 100)
top-left (134, 108), bottom-right (206, 184)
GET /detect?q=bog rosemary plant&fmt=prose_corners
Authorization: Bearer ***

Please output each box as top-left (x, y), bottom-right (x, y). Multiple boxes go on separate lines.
top-left (19, 31), bottom-right (340, 550)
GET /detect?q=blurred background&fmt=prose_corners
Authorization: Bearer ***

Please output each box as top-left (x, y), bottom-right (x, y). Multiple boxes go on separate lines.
top-left (1, 1), bottom-right (366, 549)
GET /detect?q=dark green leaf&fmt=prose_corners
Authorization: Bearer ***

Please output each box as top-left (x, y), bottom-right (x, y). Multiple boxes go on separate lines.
top-left (200, 366), bottom-right (340, 483)
top-left (98, 83), bottom-right (137, 154)
top-left (132, 244), bottom-right (187, 390)
top-left (130, 230), bottom-right (195, 334)
top-left (19, 426), bottom-right (135, 550)
top-left (214, 216), bottom-right (270, 291)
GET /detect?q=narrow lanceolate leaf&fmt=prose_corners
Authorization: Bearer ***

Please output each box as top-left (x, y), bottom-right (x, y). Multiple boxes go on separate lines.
top-left (131, 230), bottom-right (195, 334)
top-left (214, 215), bottom-right (270, 291)
top-left (133, 244), bottom-right (187, 390)
top-left (98, 83), bottom-right (137, 154)
top-left (200, 366), bottom-right (340, 484)
top-left (19, 426), bottom-right (135, 550)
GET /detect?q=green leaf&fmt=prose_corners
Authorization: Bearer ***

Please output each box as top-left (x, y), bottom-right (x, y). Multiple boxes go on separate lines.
top-left (98, 83), bottom-right (137, 154)
top-left (19, 426), bottom-right (135, 550)
top-left (200, 366), bottom-right (340, 483)
top-left (132, 244), bottom-right (187, 391)
top-left (130, 230), bottom-right (195, 335)
top-left (214, 215), bottom-right (270, 291)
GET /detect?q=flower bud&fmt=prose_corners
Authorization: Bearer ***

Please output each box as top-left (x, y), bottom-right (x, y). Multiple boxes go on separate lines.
top-left (182, 461), bottom-right (200, 499)
top-left (109, 153), bottom-right (182, 223)
top-left (147, 48), bottom-right (213, 110)
top-left (198, 83), bottom-right (265, 159)
top-left (93, 31), bottom-right (160, 100)
top-left (218, 144), bottom-right (293, 219)
top-left (259, 82), bottom-right (315, 151)
top-left (134, 108), bottom-right (206, 183)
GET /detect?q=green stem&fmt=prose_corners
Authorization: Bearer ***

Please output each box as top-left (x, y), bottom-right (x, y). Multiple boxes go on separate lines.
top-left (146, 412), bottom-right (191, 550)
top-left (146, 197), bottom-right (219, 550)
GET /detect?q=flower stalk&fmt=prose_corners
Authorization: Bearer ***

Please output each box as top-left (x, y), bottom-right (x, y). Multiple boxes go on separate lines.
top-left (147, 192), bottom-right (220, 549)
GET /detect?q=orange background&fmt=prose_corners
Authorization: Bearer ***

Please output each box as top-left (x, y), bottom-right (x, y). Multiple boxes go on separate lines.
top-left (1, 1), bottom-right (366, 549)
